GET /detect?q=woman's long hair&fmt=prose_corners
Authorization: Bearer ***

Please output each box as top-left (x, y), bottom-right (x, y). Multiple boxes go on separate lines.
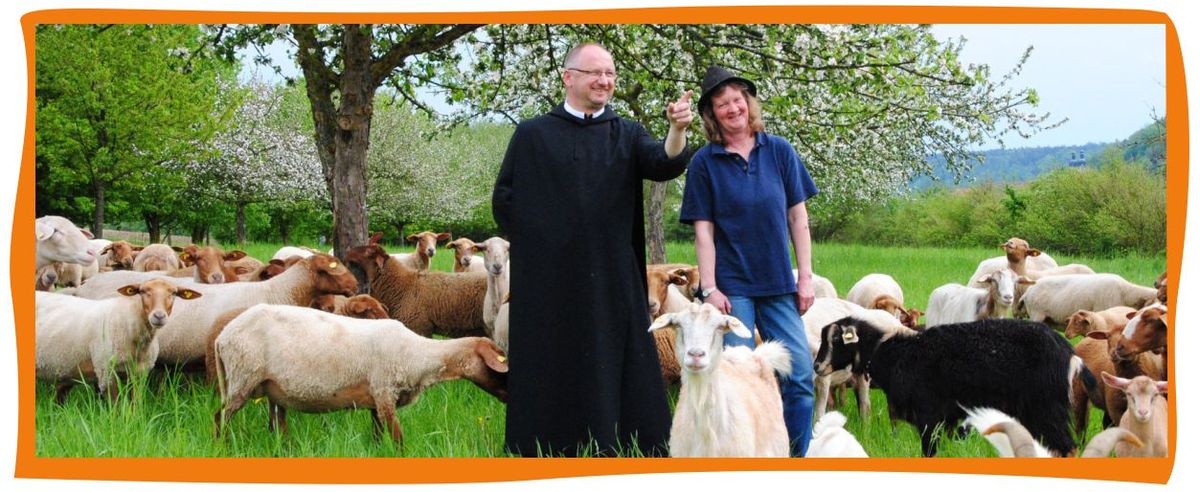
top-left (701, 82), bottom-right (766, 145)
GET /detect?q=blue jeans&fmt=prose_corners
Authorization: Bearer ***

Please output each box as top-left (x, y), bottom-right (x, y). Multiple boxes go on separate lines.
top-left (724, 293), bottom-right (815, 457)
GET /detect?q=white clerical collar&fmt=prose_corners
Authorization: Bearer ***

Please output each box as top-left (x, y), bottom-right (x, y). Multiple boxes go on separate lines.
top-left (563, 101), bottom-right (605, 120)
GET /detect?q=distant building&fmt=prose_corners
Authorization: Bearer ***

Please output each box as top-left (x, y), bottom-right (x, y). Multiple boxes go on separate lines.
top-left (1068, 150), bottom-right (1087, 167)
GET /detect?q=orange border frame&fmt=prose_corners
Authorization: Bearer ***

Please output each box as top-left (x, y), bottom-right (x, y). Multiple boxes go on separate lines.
top-left (13, 7), bottom-right (1184, 485)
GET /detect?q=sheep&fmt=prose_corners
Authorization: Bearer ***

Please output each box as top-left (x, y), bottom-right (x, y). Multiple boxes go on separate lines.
top-left (968, 237), bottom-right (1058, 289)
top-left (813, 316), bottom-right (1082, 457)
top-left (847, 273), bottom-right (904, 308)
top-left (644, 267), bottom-right (697, 387)
top-left (445, 237), bottom-right (486, 273)
top-left (391, 231), bottom-right (451, 272)
top-left (244, 256), bottom-right (299, 282)
top-left (1116, 304), bottom-right (1168, 366)
top-left (650, 263), bottom-right (701, 300)
top-left (345, 243), bottom-right (488, 339)
top-left (99, 240), bottom-right (139, 270)
top-left (1100, 373), bottom-right (1168, 457)
top-left (474, 237), bottom-right (511, 334)
top-left (648, 303), bottom-right (791, 457)
top-left (35, 216), bottom-right (96, 288)
top-left (1151, 271), bottom-right (1168, 306)
top-left (168, 246), bottom-right (249, 284)
top-left (792, 269), bottom-right (837, 298)
top-left (52, 257), bottom-right (100, 288)
top-left (212, 304), bottom-right (508, 443)
top-left (1016, 273), bottom-right (1158, 327)
top-left (806, 411), bottom-right (869, 457)
top-left (494, 296), bottom-right (511, 353)
top-left (36, 278), bottom-right (202, 402)
top-left (925, 268), bottom-right (1033, 327)
top-left (271, 246), bottom-right (316, 261)
top-left (1072, 310), bottom-right (1165, 437)
top-left (310, 294), bottom-right (390, 319)
top-left (75, 254), bottom-right (358, 367)
top-left (36, 264), bottom-right (59, 291)
top-left (1064, 306), bottom-right (1138, 339)
top-left (132, 244), bottom-right (184, 272)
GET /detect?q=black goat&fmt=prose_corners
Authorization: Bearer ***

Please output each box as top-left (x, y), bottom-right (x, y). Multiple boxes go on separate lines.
top-left (814, 316), bottom-right (1084, 457)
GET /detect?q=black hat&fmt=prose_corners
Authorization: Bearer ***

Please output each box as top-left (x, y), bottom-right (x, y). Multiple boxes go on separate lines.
top-left (699, 65), bottom-right (757, 113)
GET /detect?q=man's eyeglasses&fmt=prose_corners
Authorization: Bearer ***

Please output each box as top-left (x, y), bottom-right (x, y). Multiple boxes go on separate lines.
top-left (566, 67), bottom-right (619, 81)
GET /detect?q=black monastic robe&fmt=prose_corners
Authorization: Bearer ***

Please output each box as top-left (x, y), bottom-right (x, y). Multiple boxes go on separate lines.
top-left (493, 104), bottom-right (688, 456)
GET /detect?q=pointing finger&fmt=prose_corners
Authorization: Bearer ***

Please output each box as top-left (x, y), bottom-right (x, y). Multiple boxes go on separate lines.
top-left (677, 89), bottom-right (694, 105)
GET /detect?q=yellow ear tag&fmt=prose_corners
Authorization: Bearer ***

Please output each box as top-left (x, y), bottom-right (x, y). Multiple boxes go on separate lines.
top-left (329, 262), bottom-right (339, 269)
top-left (37, 232), bottom-right (46, 240)
top-left (497, 355), bottom-right (508, 363)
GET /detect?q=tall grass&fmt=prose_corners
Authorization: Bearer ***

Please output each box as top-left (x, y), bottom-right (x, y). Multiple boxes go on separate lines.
top-left (35, 240), bottom-right (1162, 457)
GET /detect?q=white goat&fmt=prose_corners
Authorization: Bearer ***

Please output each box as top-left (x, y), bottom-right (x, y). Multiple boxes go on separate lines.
top-left (926, 268), bottom-right (1032, 327)
top-left (807, 411), bottom-right (869, 457)
top-left (649, 303), bottom-right (791, 457)
top-left (1100, 372), bottom-right (1168, 457)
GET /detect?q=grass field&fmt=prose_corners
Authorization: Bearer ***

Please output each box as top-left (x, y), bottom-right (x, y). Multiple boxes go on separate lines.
top-left (34, 240), bottom-right (1165, 458)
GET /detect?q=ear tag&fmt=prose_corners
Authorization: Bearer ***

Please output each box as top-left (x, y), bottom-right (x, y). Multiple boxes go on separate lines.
top-left (842, 330), bottom-right (859, 344)
top-left (497, 355), bottom-right (508, 363)
top-left (329, 262), bottom-right (338, 269)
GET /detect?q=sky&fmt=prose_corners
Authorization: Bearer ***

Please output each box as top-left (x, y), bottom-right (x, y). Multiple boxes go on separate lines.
top-left (240, 23), bottom-right (1166, 150)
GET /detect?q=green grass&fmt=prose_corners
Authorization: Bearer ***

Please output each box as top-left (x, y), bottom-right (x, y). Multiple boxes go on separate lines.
top-left (35, 240), bottom-right (1163, 457)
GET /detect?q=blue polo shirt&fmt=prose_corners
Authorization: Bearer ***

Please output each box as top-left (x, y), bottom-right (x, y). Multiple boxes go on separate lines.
top-left (679, 132), bottom-right (819, 297)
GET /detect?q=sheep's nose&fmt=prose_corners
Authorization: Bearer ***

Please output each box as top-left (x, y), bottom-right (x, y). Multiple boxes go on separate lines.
top-left (648, 302), bottom-right (660, 314)
top-left (211, 272), bottom-right (225, 284)
top-left (426, 248), bottom-right (435, 257)
top-left (151, 311), bottom-right (168, 325)
top-left (687, 348), bottom-right (706, 359)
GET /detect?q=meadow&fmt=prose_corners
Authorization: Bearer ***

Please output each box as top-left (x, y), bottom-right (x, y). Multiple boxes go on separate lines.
top-left (34, 240), bottom-right (1165, 458)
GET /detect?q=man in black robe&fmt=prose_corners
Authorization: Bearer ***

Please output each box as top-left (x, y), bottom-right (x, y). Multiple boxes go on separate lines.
top-left (493, 43), bottom-right (694, 457)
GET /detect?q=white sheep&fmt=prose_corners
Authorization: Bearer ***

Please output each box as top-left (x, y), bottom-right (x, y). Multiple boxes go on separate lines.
top-left (926, 268), bottom-right (1033, 327)
top-left (806, 411), bottom-right (869, 457)
top-left (1016, 273), bottom-right (1158, 326)
top-left (792, 269), bottom-right (837, 298)
top-left (446, 237), bottom-right (487, 273)
top-left (1064, 306), bottom-right (1138, 339)
top-left (36, 278), bottom-right (202, 402)
top-left (212, 304), bottom-right (509, 443)
top-left (1100, 372), bottom-right (1168, 457)
top-left (846, 273), bottom-right (904, 308)
top-left (649, 303), bottom-right (791, 457)
top-left (132, 243), bottom-right (183, 272)
top-left (35, 216), bottom-right (95, 283)
top-left (52, 257), bottom-right (100, 288)
top-left (74, 254), bottom-right (358, 366)
top-left (270, 246), bottom-right (315, 262)
top-left (391, 231), bottom-right (451, 272)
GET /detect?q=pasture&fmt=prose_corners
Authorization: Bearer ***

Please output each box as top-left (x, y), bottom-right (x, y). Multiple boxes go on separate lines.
top-left (34, 240), bottom-right (1164, 458)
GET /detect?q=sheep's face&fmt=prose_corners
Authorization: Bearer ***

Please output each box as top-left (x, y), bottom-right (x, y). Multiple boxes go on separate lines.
top-left (1115, 306), bottom-right (1167, 360)
top-left (102, 241), bottom-right (138, 270)
top-left (36, 216), bottom-right (95, 266)
top-left (259, 258), bottom-right (290, 281)
top-left (453, 338), bottom-right (509, 402)
top-left (649, 303), bottom-right (749, 374)
top-left (446, 238), bottom-right (475, 268)
top-left (473, 237), bottom-right (510, 276)
top-left (345, 295), bottom-right (389, 319)
top-left (307, 254), bottom-right (359, 298)
top-left (345, 245), bottom-right (390, 295)
top-left (36, 265), bottom-right (58, 291)
top-left (406, 231), bottom-right (450, 260)
top-left (869, 294), bottom-right (903, 317)
top-left (900, 308), bottom-right (923, 330)
top-left (1102, 374), bottom-right (1167, 423)
top-left (1001, 237), bottom-right (1040, 264)
top-left (117, 278), bottom-right (201, 330)
top-left (182, 246), bottom-right (248, 284)
top-left (311, 294), bottom-right (338, 313)
top-left (814, 320), bottom-right (860, 377)
top-left (1065, 310), bottom-right (1101, 339)
top-left (645, 269), bottom-right (688, 318)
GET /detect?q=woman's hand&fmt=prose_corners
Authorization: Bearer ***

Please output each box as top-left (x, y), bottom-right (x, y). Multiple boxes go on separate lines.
top-left (795, 277), bottom-right (815, 315)
top-left (704, 288), bottom-right (732, 315)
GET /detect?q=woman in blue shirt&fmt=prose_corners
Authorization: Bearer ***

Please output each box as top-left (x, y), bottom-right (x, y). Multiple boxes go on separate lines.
top-left (679, 66), bottom-right (818, 457)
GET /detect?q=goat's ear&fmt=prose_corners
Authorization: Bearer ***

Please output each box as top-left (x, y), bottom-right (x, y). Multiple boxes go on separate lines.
top-left (1156, 381), bottom-right (1169, 393)
top-left (35, 222), bottom-right (54, 241)
top-left (1085, 329), bottom-right (1108, 341)
top-left (669, 274), bottom-right (688, 286)
top-left (175, 289), bottom-right (202, 300)
top-left (975, 274), bottom-right (994, 284)
top-left (724, 315), bottom-right (752, 339)
top-left (841, 325), bottom-right (860, 345)
top-left (117, 285), bottom-right (140, 297)
top-left (648, 313), bottom-right (676, 332)
top-left (476, 339), bottom-right (509, 373)
top-left (224, 250), bottom-right (248, 261)
top-left (436, 232), bottom-right (451, 241)
top-left (1027, 248), bottom-right (1042, 257)
top-left (1100, 372), bottom-right (1129, 390)
top-left (1017, 276), bottom-right (1036, 285)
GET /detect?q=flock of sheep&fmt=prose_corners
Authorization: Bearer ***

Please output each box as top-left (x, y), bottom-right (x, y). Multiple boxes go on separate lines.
top-left (33, 214), bottom-right (1169, 458)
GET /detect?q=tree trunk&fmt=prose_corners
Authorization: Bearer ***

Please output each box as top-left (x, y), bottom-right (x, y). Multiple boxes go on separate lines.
top-left (236, 201), bottom-right (247, 245)
top-left (394, 221), bottom-right (407, 247)
top-left (190, 223), bottom-right (207, 244)
top-left (279, 217), bottom-right (291, 245)
top-left (144, 212), bottom-right (161, 244)
top-left (92, 182), bottom-right (106, 240)
top-left (329, 25), bottom-right (375, 259)
top-left (646, 181), bottom-right (669, 263)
